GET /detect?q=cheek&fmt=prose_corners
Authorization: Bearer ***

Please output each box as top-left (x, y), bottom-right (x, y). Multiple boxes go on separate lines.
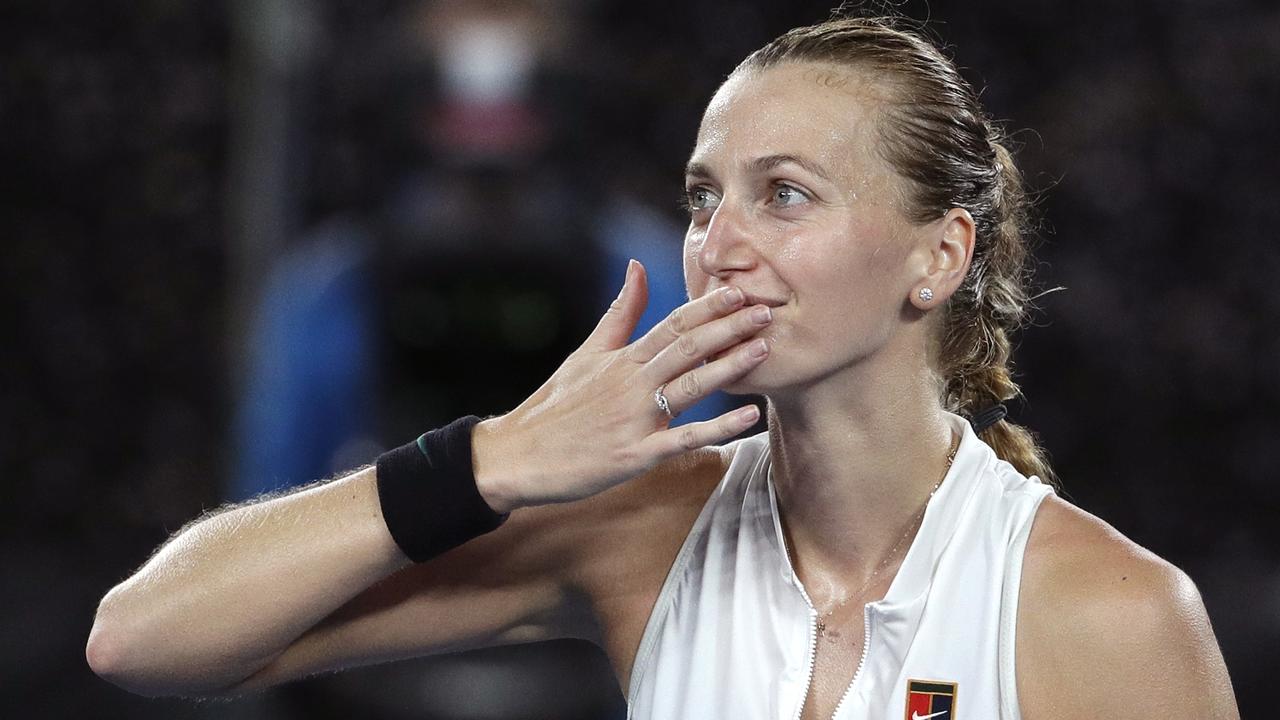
top-left (682, 233), bottom-right (708, 298)
top-left (801, 226), bottom-right (909, 324)
top-left (852, 222), bottom-right (912, 294)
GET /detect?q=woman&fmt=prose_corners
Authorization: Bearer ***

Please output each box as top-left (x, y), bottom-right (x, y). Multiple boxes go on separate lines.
top-left (88, 15), bottom-right (1239, 719)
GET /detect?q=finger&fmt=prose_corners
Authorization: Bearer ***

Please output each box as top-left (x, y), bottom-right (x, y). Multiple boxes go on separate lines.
top-left (628, 285), bottom-right (746, 363)
top-left (638, 404), bottom-right (762, 459)
top-left (663, 337), bottom-right (770, 416)
top-left (645, 303), bottom-right (772, 383)
top-left (584, 259), bottom-right (649, 351)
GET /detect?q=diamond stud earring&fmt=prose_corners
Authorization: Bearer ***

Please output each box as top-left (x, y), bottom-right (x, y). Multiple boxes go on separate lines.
top-left (918, 287), bottom-right (934, 302)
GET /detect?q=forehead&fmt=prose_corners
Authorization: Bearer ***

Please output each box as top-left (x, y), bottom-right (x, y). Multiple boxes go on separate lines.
top-left (691, 62), bottom-right (894, 185)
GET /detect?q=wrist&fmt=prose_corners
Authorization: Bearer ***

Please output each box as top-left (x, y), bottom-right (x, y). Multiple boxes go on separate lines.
top-left (471, 415), bottom-right (526, 515)
top-left (374, 415), bottom-right (509, 563)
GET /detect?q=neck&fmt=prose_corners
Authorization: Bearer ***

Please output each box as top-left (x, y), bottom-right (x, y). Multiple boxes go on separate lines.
top-left (766, 354), bottom-right (956, 601)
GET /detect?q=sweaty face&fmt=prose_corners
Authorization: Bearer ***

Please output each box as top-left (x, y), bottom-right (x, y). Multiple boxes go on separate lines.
top-left (683, 62), bottom-right (926, 393)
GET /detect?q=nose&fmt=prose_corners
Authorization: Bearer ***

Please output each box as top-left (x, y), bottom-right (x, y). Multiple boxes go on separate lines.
top-left (695, 200), bottom-right (757, 279)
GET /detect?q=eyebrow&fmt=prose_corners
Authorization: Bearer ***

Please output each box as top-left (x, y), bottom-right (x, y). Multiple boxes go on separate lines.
top-left (684, 153), bottom-right (834, 183)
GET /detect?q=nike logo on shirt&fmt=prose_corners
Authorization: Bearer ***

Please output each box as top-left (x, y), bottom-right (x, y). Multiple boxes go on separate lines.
top-left (912, 711), bottom-right (948, 720)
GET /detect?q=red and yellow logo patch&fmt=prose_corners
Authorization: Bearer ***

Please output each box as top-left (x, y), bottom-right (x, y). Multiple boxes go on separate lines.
top-left (905, 678), bottom-right (957, 720)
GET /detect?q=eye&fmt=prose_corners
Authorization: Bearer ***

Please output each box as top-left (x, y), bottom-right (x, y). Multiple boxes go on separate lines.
top-left (682, 186), bottom-right (721, 213)
top-left (771, 183), bottom-right (808, 208)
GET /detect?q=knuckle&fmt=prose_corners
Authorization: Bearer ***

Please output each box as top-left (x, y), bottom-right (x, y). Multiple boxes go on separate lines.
top-left (679, 370), bottom-right (702, 398)
top-left (740, 341), bottom-right (766, 367)
top-left (679, 426), bottom-right (698, 450)
top-left (614, 445), bottom-right (641, 468)
top-left (675, 333), bottom-right (699, 358)
top-left (668, 306), bottom-right (688, 334)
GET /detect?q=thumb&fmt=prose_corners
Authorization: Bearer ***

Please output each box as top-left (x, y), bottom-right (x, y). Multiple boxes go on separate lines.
top-left (586, 259), bottom-right (649, 350)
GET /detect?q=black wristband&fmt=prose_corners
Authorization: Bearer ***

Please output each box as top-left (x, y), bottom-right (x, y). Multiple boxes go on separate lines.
top-left (375, 415), bottom-right (510, 563)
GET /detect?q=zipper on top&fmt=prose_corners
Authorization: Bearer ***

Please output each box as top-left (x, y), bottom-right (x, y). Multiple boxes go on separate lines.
top-left (793, 604), bottom-right (819, 720)
top-left (773, 458), bottom-right (872, 720)
top-left (792, 587), bottom-right (872, 720)
top-left (829, 605), bottom-right (873, 719)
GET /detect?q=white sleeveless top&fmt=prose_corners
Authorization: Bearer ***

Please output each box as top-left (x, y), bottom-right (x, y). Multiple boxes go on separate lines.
top-left (626, 414), bottom-right (1053, 720)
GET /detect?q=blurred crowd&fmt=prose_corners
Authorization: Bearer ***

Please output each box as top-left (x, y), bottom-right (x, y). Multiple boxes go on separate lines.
top-left (2, 0), bottom-right (1277, 717)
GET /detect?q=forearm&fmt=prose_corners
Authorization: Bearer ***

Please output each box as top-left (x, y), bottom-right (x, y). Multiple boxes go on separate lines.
top-left (87, 465), bottom-right (412, 696)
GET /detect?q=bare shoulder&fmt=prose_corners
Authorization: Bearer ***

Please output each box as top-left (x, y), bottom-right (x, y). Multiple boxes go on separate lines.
top-left (574, 442), bottom-right (733, 517)
top-left (563, 440), bottom-right (734, 593)
top-left (1016, 495), bottom-right (1240, 719)
top-left (560, 441), bottom-right (736, 689)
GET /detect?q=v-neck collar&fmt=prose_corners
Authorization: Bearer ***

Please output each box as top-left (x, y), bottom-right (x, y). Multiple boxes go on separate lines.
top-left (762, 412), bottom-right (988, 609)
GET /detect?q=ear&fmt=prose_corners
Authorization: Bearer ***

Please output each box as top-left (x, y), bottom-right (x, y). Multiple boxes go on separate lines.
top-left (911, 208), bottom-right (975, 310)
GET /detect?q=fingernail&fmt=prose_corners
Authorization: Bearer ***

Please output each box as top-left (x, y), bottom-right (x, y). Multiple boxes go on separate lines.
top-left (749, 339), bottom-right (769, 357)
top-left (740, 405), bottom-right (760, 423)
top-left (617, 260), bottom-right (636, 298)
top-left (751, 306), bottom-right (772, 324)
top-left (722, 287), bottom-right (744, 306)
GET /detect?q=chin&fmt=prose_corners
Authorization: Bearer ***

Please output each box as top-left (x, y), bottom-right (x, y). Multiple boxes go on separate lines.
top-left (720, 362), bottom-right (780, 397)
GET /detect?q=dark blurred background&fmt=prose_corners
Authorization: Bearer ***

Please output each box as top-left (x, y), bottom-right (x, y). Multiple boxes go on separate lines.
top-left (3, 0), bottom-right (1277, 717)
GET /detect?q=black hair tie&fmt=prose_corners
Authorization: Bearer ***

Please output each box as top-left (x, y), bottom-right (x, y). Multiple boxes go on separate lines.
top-left (969, 404), bottom-right (1008, 434)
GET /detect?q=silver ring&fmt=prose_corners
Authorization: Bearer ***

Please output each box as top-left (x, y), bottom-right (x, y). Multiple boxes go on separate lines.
top-left (654, 384), bottom-right (674, 418)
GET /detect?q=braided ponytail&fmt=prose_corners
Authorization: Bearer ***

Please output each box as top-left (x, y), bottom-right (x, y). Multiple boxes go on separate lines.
top-left (740, 14), bottom-right (1056, 484)
top-left (939, 141), bottom-right (1055, 484)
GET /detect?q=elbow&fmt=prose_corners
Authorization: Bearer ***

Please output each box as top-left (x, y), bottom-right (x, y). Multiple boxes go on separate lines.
top-left (85, 618), bottom-right (121, 683)
top-left (86, 594), bottom-right (234, 699)
top-left (86, 611), bottom-right (158, 696)
top-left (86, 619), bottom-right (249, 699)
top-left (86, 588), bottom-right (132, 685)
top-left (86, 600), bottom-right (170, 697)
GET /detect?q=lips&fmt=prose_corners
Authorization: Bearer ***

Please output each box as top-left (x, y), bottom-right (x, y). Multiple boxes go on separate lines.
top-left (741, 293), bottom-right (787, 308)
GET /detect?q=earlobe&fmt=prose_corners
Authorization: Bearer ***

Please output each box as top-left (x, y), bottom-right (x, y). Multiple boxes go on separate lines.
top-left (909, 284), bottom-right (936, 311)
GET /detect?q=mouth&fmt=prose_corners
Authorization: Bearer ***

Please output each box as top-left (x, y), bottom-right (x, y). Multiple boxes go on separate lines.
top-left (709, 302), bottom-right (776, 364)
top-left (740, 293), bottom-right (788, 308)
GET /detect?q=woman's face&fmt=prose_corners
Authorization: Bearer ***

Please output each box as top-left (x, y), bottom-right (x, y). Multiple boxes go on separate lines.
top-left (683, 61), bottom-right (931, 393)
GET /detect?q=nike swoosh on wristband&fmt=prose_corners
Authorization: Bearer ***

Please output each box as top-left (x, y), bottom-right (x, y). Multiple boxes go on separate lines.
top-left (912, 711), bottom-right (948, 720)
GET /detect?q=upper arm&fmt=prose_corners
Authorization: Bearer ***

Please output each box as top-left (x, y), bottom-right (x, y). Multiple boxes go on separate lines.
top-left (1016, 497), bottom-right (1240, 719)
